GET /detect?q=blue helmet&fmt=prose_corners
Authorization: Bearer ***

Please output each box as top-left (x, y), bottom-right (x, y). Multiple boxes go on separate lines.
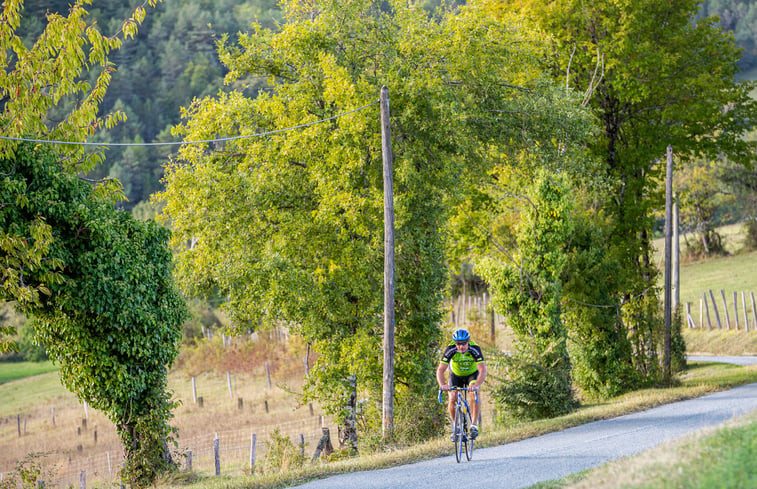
top-left (452, 329), bottom-right (470, 342)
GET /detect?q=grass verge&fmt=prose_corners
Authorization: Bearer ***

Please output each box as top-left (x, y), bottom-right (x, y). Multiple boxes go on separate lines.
top-left (161, 361), bottom-right (757, 489)
top-left (536, 407), bottom-right (757, 489)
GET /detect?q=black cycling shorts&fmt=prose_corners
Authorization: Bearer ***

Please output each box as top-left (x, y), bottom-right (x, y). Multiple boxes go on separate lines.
top-left (450, 370), bottom-right (478, 388)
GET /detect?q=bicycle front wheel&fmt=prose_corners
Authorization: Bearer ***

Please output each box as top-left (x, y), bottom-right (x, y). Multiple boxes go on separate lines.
top-left (464, 408), bottom-right (473, 461)
top-left (454, 404), bottom-right (463, 463)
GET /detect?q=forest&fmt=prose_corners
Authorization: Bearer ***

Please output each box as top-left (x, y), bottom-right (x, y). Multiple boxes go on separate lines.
top-left (10, 0), bottom-right (753, 218)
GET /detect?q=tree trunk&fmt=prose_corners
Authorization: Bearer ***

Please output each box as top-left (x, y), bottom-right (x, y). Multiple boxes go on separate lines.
top-left (338, 374), bottom-right (359, 455)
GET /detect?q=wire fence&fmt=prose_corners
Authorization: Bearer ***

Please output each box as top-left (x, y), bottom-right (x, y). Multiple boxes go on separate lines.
top-left (3, 414), bottom-right (332, 488)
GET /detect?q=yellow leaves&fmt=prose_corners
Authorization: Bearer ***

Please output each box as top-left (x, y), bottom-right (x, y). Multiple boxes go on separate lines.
top-left (122, 19), bottom-right (138, 40)
top-left (0, 0), bottom-right (161, 164)
top-left (134, 6), bottom-right (146, 24)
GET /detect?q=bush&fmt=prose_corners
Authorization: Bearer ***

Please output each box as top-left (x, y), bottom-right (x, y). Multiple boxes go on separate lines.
top-left (263, 429), bottom-right (305, 474)
top-left (491, 347), bottom-right (577, 422)
top-left (0, 454), bottom-right (53, 489)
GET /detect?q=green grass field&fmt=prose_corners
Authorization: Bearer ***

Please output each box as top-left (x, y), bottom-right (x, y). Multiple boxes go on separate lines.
top-left (678, 250), bottom-right (757, 309)
top-left (0, 367), bottom-right (72, 418)
top-left (0, 361), bottom-right (57, 384)
top-left (654, 224), bottom-right (757, 340)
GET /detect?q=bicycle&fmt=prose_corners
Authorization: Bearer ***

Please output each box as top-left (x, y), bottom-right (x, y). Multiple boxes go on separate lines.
top-left (438, 386), bottom-right (478, 462)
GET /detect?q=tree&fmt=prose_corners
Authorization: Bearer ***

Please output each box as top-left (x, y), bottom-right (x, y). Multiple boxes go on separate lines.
top-left (506, 0), bottom-right (757, 383)
top-left (676, 158), bottom-right (735, 257)
top-left (479, 171), bottom-right (578, 420)
top-left (2, 144), bottom-right (187, 486)
top-left (1, 2), bottom-right (188, 485)
top-left (159, 0), bottom-right (594, 440)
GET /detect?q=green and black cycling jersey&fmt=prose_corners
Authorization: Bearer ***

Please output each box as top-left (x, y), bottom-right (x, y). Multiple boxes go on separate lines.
top-left (440, 340), bottom-right (485, 377)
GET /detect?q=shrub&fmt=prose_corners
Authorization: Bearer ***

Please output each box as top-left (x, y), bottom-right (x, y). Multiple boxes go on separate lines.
top-left (263, 429), bottom-right (305, 474)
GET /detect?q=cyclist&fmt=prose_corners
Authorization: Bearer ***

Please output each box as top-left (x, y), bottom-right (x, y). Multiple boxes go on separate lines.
top-left (436, 328), bottom-right (487, 440)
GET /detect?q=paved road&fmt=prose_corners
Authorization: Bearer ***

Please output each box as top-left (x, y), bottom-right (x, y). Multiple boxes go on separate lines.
top-left (688, 355), bottom-right (757, 366)
top-left (289, 356), bottom-right (757, 489)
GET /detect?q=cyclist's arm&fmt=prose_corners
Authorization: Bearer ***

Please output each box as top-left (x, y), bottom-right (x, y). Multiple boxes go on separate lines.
top-left (436, 362), bottom-right (451, 391)
top-left (471, 362), bottom-right (487, 390)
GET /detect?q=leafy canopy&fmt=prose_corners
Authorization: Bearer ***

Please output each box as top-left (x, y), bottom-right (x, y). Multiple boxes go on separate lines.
top-left (159, 0), bottom-right (595, 438)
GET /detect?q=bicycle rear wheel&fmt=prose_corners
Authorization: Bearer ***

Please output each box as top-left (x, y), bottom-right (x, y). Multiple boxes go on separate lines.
top-left (454, 404), bottom-right (463, 463)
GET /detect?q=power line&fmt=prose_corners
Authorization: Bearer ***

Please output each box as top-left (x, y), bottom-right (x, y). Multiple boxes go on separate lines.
top-left (0, 100), bottom-right (379, 148)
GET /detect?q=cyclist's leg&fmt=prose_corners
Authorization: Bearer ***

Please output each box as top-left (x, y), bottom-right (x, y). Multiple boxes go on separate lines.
top-left (468, 371), bottom-right (480, 426)
top-left (448, 373), bottom-right (466, 434)
top-left (465, 371), bottom-right (480, 439)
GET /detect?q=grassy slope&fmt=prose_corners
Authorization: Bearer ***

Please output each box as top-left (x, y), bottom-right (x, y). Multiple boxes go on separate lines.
top-left (653, 223), bottom-right (757, 355)
top-left (0, 361), bottom-right (57, 385)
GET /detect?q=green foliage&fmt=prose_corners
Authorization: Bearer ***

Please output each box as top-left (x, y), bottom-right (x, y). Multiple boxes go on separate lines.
top-left (562, 215), bottom-right (641, 399)
top-left (491, 349), bottom-right (576, 422)
top-left (263, 428), bottom-right (306, 474)
top-left (0, 453), bottom-right (53, 489)
top-left (676, 158), bottom-right (735, 258)
top-left (702, 0), bottom-right (757, 71)
top-left (480, 172), bottom-right (578, 420)
top-left (1, 144), bottom-right (187, 487)
top-left (16, 321), bottom-right (48, 362)
top-left (0, 0), bottom-right (161, 172)
top-left (506, 0), bottom-right (757, 386)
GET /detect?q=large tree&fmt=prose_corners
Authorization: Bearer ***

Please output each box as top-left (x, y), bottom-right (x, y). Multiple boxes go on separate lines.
top-left (2, 144), bottom-right (187, 486)
top-left (159, 0), bottom-right (593, 442)
top-left (1, 1), bottom-right (188, 485)
top-left (506, 0), bottom-right (757, 382)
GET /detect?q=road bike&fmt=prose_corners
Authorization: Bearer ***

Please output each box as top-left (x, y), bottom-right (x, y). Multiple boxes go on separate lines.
top-left (439, 386), bottom-right (478, 463)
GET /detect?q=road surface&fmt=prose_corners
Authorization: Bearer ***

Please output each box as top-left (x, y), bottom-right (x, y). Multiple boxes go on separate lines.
top-left (289, 356), bottom-right (757, 489)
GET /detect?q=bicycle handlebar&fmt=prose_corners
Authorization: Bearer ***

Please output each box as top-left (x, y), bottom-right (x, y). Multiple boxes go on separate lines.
top-left (438, 386), bottom-right (479, 404)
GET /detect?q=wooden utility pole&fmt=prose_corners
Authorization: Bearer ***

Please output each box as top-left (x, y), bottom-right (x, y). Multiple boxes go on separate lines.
top-left (673, 195), bottom-right (679, 312)
top-left (663, 145), bottom-right (673, 379)
top-left (380, 86), bottom-right (395, 438)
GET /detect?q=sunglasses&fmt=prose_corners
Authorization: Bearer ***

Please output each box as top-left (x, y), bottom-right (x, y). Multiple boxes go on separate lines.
top-left (455, 341), bottom-right (469, 346)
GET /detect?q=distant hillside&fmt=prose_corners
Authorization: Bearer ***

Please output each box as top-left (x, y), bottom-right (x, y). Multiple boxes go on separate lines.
top-left (17, 0), bottom-right (753, 210)
top-left (701, 0), bottom-right (757, 73)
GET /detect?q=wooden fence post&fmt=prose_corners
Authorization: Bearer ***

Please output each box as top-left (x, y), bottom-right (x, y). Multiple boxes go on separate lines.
top-left (703, 293), bottom-right (712, 330)
top-left (265, 362), bottom-right (272, 389)
top-left (733, 291), bottom-right (739, 330)
top-left (311, 428), bottom-right (333, 463)
top-left (490, 307), bottom-right (496, 341)
top-left (227, 372), bottom-right (233, 398)
top-left (79, 471), bottom-right (85, 489)
top-left (250, 434), bottom-right (257, 471)
top-left (720, 290), bottom-right (731, 330)
top-left (192, 377), bottom-right (197, 404)
top-left (185, 449), bottom-right (193, 471)
top-left (751, 292), bottom-right (757, 331)
top-left (686, 302), bottom-right (695, 328)
top-left (742, 291), bottom-right (749, 332)
top-left (709, 290), bottom-right (722, 329)
top-left (214, 436), bottom-right (220, 476)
